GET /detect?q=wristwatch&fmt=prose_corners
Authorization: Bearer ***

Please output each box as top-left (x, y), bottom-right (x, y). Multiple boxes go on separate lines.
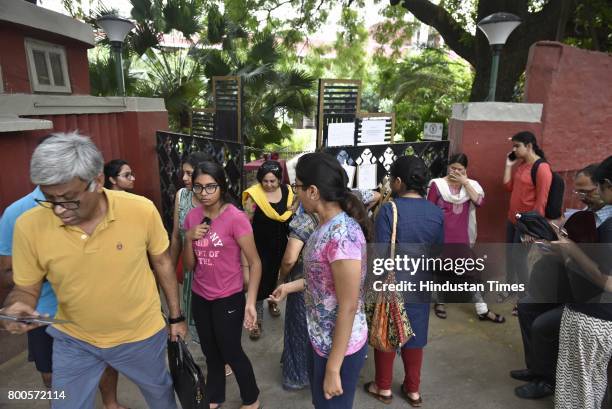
top-left (168, 314), bottom-right (185, 324)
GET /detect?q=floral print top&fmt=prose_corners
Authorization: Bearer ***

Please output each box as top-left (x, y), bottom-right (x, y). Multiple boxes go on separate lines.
top-left (303, 211), bottom-right (367, 357)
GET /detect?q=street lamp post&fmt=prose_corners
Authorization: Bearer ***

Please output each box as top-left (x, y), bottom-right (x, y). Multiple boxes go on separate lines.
top-left (96, 15), bottom-right (135, 96)
top-left (477, 12), bottom-right (522, 101)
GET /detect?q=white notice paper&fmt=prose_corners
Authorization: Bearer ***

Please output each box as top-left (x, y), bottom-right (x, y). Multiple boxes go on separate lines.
top-left (327, 122), bottom-right (355, 147)
top-left (357, 163), bottom-right (377, 190)
top-left (342, 164), bottom-right (356, 188)
top-left (360, 119), bottom-right (387, 145)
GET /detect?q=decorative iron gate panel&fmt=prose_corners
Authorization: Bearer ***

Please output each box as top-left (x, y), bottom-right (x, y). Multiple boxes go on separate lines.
top-left (324, 141), bottom-right (450, 185)
top-left (156, 131), bottom-right (243, 231)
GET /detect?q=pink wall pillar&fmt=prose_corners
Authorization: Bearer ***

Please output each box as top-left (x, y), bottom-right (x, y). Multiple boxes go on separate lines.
top-left (448, 103), bottom-right (543, 243)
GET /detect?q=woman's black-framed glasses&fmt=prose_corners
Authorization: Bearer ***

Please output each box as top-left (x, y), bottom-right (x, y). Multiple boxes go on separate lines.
top-left (193, 183), bottom-right (219, 194)
top-left (118, 171), bottom-right (135, 179)
top-left (290, 183), bottom-right (305, 194)
top-left (35, 180), bottom-right (95, 210)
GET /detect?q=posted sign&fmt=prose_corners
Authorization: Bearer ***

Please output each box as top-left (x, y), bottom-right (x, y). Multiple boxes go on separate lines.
top-left (423, 122), bottom-right (443, 141)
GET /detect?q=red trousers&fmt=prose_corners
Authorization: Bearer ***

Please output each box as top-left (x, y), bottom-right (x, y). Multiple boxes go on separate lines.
top-left (374, 348), bottom-right (424, 393)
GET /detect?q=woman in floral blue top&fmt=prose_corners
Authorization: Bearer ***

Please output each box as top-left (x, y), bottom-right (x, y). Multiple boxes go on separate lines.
top-left (270, 152), bottom-right (371, 409)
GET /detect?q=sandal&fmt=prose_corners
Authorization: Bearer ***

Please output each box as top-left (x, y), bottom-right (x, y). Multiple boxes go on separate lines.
top-left (249, 322), bottom-right (261, 340)
top-left (433, 303), bottom-right (447, 319)
top-left (269, 302), bottom-right (281, 317)
top-left (225, 364), bottom-right (233, 376)
top-left (364, 382), bottom-right (393, 404)
top-left (512, 305), bottom-right (519, 316)
top-left (401, 385), bottom-right (422, 407)
top-left (478, 310), bottom-right (506, 323)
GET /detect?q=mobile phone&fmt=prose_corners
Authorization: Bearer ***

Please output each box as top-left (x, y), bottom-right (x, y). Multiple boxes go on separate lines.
top-left (0, 313), bottom-right (71, 325)
top-left (201, 217), bottom-right (211, 226)
top-left (508, 152), bottom-right (517, 161)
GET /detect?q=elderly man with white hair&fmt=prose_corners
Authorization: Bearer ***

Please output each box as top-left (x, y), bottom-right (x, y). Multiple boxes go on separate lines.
top-left (0, 132), bottom-right (186, 409)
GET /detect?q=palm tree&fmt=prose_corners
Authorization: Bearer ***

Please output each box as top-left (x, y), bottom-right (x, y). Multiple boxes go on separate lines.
top-left (135, 48), bottom-right (205, 132)
top-left (192, 7), bottom-right (316, 148)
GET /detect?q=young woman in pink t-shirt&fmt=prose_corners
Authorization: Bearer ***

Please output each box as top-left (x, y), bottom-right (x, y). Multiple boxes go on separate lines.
top-left (183, 161), bottom-right (262, 409)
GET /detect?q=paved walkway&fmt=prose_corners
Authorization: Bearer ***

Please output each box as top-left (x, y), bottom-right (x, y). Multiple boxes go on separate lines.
top-left (0, 302), bottom-right (552, 409)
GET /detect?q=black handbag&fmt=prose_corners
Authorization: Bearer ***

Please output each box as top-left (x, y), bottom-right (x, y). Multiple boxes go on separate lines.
top-left (515, 211), bottom-right (558, 242)
top-left (167, 337), bottom-right (207, 409)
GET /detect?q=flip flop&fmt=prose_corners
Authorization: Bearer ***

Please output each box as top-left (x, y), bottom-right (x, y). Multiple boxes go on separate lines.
top-left (401, 385), bottom-right (422, 407)
top-left (364, 381), bottom-right (393, 404)
top-left (478, 311), bottom-right (506, 323)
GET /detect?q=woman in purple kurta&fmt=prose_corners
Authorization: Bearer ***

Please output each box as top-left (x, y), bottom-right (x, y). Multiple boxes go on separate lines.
top-left (427, 153), bottom-right (505, 323)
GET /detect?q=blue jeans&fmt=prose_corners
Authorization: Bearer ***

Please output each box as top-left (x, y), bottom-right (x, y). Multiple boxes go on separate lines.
top-left (47, 327), bottom-right (176, 409)
top-left (309, 342), bottom-right (367, 409)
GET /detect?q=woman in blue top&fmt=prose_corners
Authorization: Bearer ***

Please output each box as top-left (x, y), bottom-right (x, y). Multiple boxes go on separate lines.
top-left (364, 155), bottom-right (444, 407)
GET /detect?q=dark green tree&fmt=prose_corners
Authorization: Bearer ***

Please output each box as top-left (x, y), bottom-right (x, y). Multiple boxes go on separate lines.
top-left (388, 0), bottom-right (612, 101)
top-left (377, 48), bottom-right (472, 140)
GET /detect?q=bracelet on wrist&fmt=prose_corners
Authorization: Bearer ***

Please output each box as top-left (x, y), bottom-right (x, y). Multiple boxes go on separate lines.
top-left (168, 314), bottom-right (185, 324)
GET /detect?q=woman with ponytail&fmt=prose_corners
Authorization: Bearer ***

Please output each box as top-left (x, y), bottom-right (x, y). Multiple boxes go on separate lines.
top-left (269, 152), bottom-right (370, 408)
top-left (503, 132), bottom-right (553, 310)
top-left (364, 155), bottom-right (444, 407)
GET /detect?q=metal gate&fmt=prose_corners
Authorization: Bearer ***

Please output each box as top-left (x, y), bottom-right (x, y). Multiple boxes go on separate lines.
top-left (156, 131), bottom-right (244, 232)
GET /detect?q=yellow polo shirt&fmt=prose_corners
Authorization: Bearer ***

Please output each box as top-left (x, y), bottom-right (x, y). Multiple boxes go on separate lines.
top-left (13, 189), bottom-right (168, 348)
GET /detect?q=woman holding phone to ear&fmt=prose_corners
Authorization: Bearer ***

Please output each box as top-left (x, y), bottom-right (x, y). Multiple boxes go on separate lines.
top-left (183, 161), bottom-right (262, 409)
top-left (503, 132), bottom-right (552, 314)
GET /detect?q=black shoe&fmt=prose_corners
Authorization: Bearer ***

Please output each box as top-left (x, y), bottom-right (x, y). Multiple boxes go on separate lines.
top-left (510, 368), bottom-right (536, 382)
top-left (514, 380), bottom-right (554, 399)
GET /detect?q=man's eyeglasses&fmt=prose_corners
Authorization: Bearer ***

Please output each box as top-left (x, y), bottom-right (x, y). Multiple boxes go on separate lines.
top-left (193, 183), bottom-right (219, 194)
top-left (35, 180), bottom-right (95, 210)
top-left (573, 187), bottom-right (597, 197)
top-left (291, 183), bottom-right (305, 193)
top-left (118, 172), bottom-right (135, 179)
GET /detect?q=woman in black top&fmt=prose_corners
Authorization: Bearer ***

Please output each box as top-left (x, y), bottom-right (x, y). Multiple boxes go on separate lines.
top-left (242, 160), bottom-right (294, 339)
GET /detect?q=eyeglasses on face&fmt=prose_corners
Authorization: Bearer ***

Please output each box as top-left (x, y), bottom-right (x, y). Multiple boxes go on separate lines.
top-left (573, 187), bottom-right (597, 197)
top-left (290, 183), bottom-right (305, 193)
top-left (193, 183), bottom-right (220, 194)
top-left (118, 172), bottom-right (135, 179)
top-left (35, 180), bottom-right (95, 210)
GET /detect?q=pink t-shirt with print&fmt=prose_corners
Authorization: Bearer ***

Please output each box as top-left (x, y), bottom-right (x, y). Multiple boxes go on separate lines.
top-left (184, 204), bottom-right (252, 300)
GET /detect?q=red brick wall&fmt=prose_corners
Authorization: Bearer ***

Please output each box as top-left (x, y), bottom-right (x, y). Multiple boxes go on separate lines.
top-left (524, 41), bottom-right (612, 172)
top-left (0, 111), bottom-right (168, 212)
top-left (0, 22), bottom-right (91, 94)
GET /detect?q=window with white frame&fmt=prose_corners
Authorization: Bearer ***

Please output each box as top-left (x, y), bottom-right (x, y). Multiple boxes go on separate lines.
top-left (25, 39), bottom-right (71, 93)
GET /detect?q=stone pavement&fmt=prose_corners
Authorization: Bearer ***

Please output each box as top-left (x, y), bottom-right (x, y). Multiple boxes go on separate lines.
top-left (0, 302), bottom-right (552, 409)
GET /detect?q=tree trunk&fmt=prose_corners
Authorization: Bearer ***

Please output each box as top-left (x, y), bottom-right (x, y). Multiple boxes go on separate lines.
top-left (398, 0), bottom-right (573, 102)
